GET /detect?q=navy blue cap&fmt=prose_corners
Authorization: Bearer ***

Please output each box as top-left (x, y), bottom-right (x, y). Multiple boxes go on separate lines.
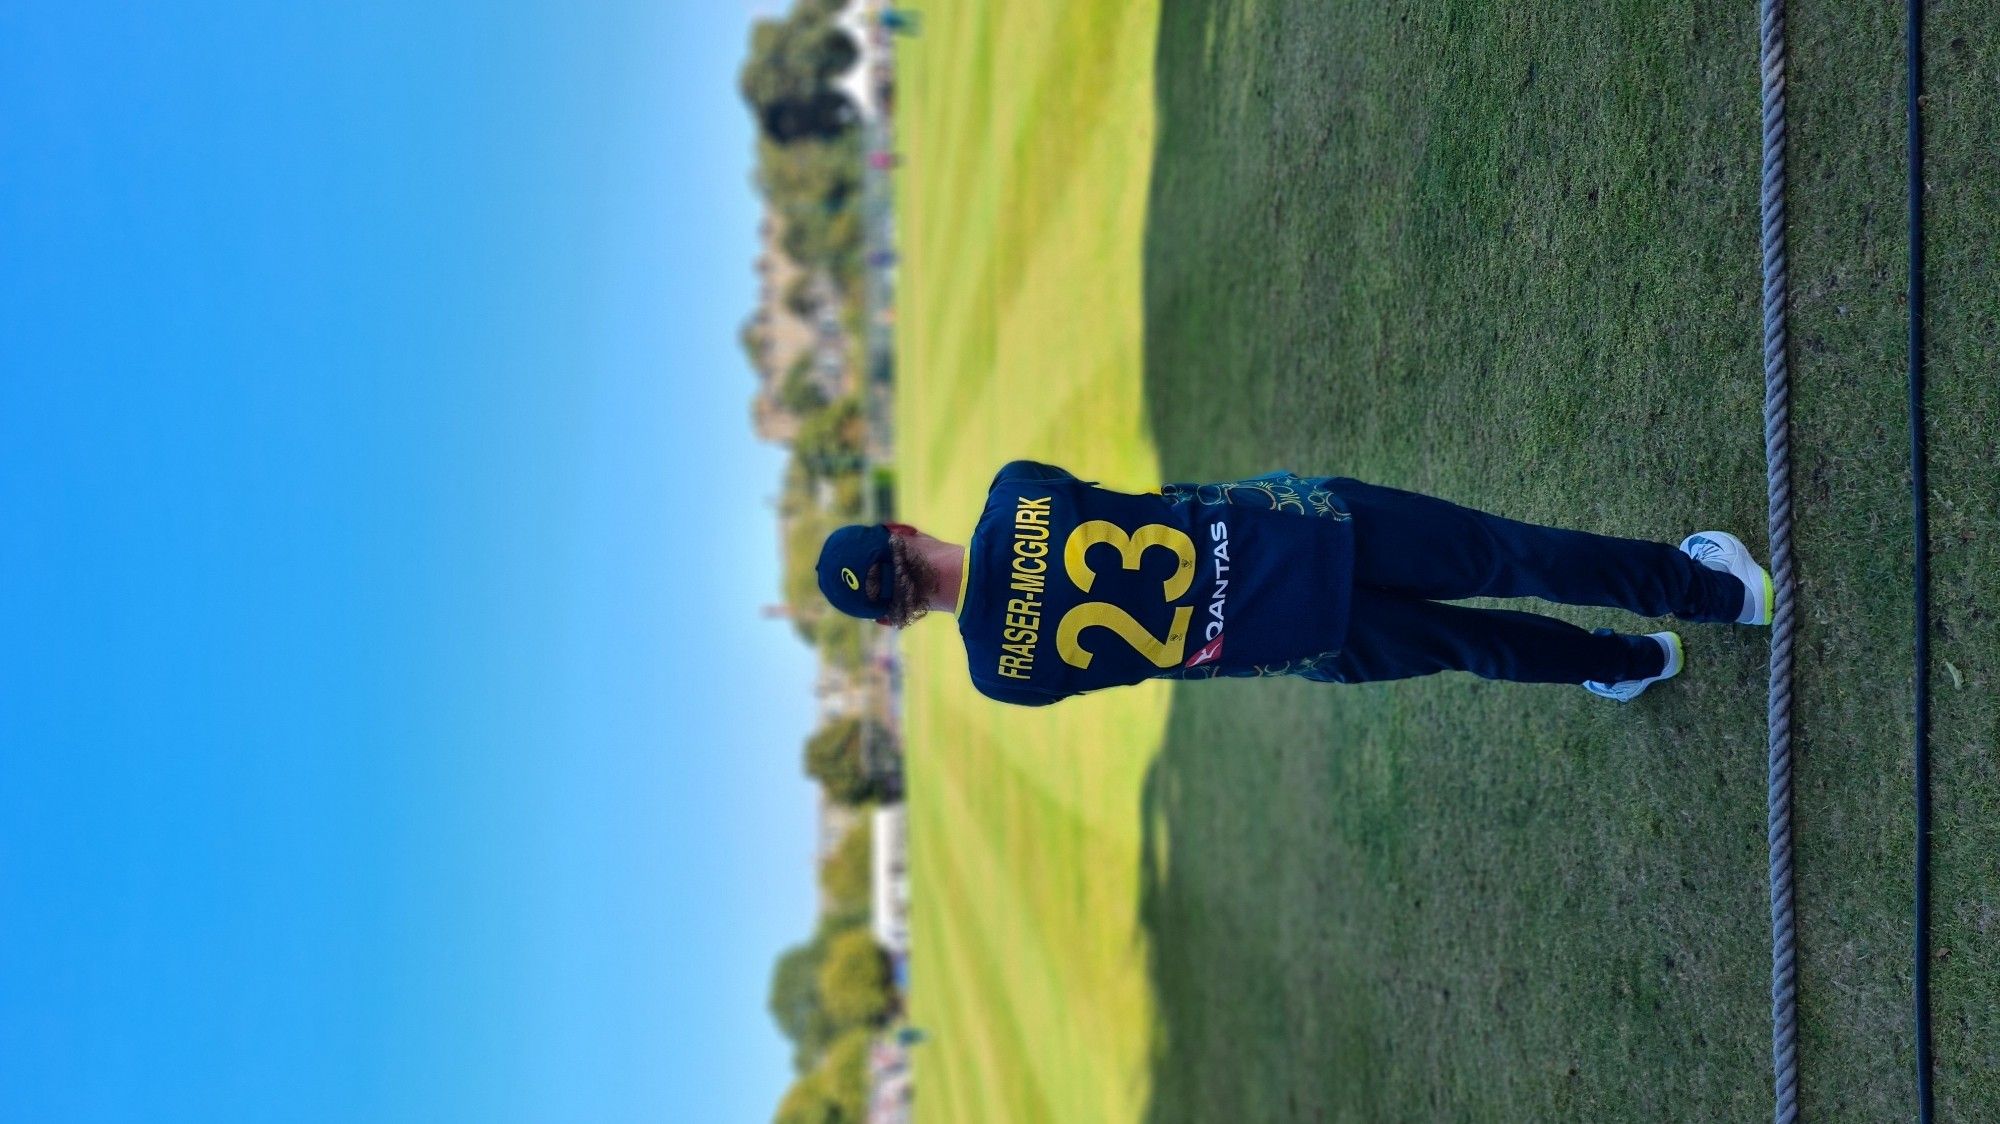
top-left (816, 524), bottom-right (896, 619)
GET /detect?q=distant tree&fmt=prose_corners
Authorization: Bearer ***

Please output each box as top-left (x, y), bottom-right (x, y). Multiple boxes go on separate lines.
top-left (813, 613), bottom-right (873, 678)
top-left (819, 818), bottom-right (874, 924)
top-left (779, 354), bottom-right (829, 415)
top-left (757, 134), bottom-right (866, 298)
top-left (830, 471), bottom-right (864, 517)
top-left (817, 928), bottom-right (893, 1027)
top-left (817, 1029), bottom-right (873, 1121)
top-left (768, 937), bottom-right (838, 1073)
top-left (738, 9), bottom-right (858, 144)
top-left (740, 317), bottom-right (770, 375)
top-left (739, 0), bottom-right (868, 303)
top-left (794, 395), bottom-right (865, 479)
top-left (758, 134), bottom-right (861, 219)
top-left (806, 714), bottom-right (900, 803)
top-left (804, 716), bottom-right (874, 804)
top-left (868, 466), bottom-right (896, 519)
top-left (780, 190), bottom-right (863, 285)
top-left (773, 1071), bottom-right (846, 1124)
top-left (784, 273), bottom-right (822, 320)
top-left (776, 460), bottom-right (872, 654)
top-left (780, 454), bottom-right (814, 517)
top-left (784, 538), bottom-right (829, 642)
top-left (773, 1023), bottom-right (871, 1124)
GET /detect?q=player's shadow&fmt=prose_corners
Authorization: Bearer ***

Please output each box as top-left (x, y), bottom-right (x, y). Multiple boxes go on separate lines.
top-left (1133, 0), bottom-right (1405, 1115)
top-left (1136, 690), bottom-right (1391, 1123)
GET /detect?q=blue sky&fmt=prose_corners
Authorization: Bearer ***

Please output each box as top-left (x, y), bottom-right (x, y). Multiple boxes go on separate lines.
top-left (1, 2), bottom-right (820, 1120)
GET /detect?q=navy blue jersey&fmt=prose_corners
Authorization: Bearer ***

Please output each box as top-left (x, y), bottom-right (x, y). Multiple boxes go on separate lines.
top-left (958, 461), bottom-right (1355, 706)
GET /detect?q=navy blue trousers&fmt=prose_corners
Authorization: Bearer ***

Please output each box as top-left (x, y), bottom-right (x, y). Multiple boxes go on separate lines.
top-left (1327, 480), bottom-right (1746, 685)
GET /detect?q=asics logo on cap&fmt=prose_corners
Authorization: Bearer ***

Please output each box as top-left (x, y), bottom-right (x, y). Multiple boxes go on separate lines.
top-left (842, 568), bottom-right (860, 590)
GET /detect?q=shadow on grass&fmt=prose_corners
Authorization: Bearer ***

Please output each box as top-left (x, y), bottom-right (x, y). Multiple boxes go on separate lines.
top-left (1137, 692), bottom-right (1392, 1124)
top-left (1131, 2), bottom-right (1409, 1117)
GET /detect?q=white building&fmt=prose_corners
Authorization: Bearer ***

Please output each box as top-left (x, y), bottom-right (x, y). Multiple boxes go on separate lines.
top-left (870, 804), bottom-right (909, 954)
top-left (832, 0), bottom-right (891, 124)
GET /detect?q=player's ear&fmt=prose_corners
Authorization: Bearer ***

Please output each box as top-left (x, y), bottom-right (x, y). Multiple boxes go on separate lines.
top-left (874, 617), bottom-right (893, 628)
top-left (884, 521), bottom-right (918, 536)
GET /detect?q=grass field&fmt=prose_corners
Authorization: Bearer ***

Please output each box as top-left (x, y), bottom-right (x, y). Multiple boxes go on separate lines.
top-left (895, 1), bottom-right (1999, 1120)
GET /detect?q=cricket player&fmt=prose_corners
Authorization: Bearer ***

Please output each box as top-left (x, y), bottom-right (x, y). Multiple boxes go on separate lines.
top-left (814, 461), bottom-right (1772, 706)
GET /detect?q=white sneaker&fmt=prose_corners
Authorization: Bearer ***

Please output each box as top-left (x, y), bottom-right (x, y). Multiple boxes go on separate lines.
top-left (1583, 632), bottom-right (1684, 702)
top-left (1680, 531), bottom-right (1773, 625)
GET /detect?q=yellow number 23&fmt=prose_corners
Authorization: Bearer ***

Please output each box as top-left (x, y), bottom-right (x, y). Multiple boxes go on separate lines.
top-left (1056, 520), bottom-right (1196, 670)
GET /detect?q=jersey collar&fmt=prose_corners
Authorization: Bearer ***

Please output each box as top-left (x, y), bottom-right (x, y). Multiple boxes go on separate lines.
top-left (953, 548), bottom-right (971, 614)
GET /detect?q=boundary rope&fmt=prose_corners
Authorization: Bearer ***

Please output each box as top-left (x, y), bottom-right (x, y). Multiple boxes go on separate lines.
top-left (1757, 0), bottom-right (1801, 1120)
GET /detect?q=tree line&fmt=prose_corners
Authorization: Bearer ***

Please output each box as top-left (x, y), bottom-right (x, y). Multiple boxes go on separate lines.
top-left (741, 3), bottom-right (902, 1120)
top-left (767, 816), bottom-right (901, 1124)
top-left (740, 0), bottom-right (867, 300)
